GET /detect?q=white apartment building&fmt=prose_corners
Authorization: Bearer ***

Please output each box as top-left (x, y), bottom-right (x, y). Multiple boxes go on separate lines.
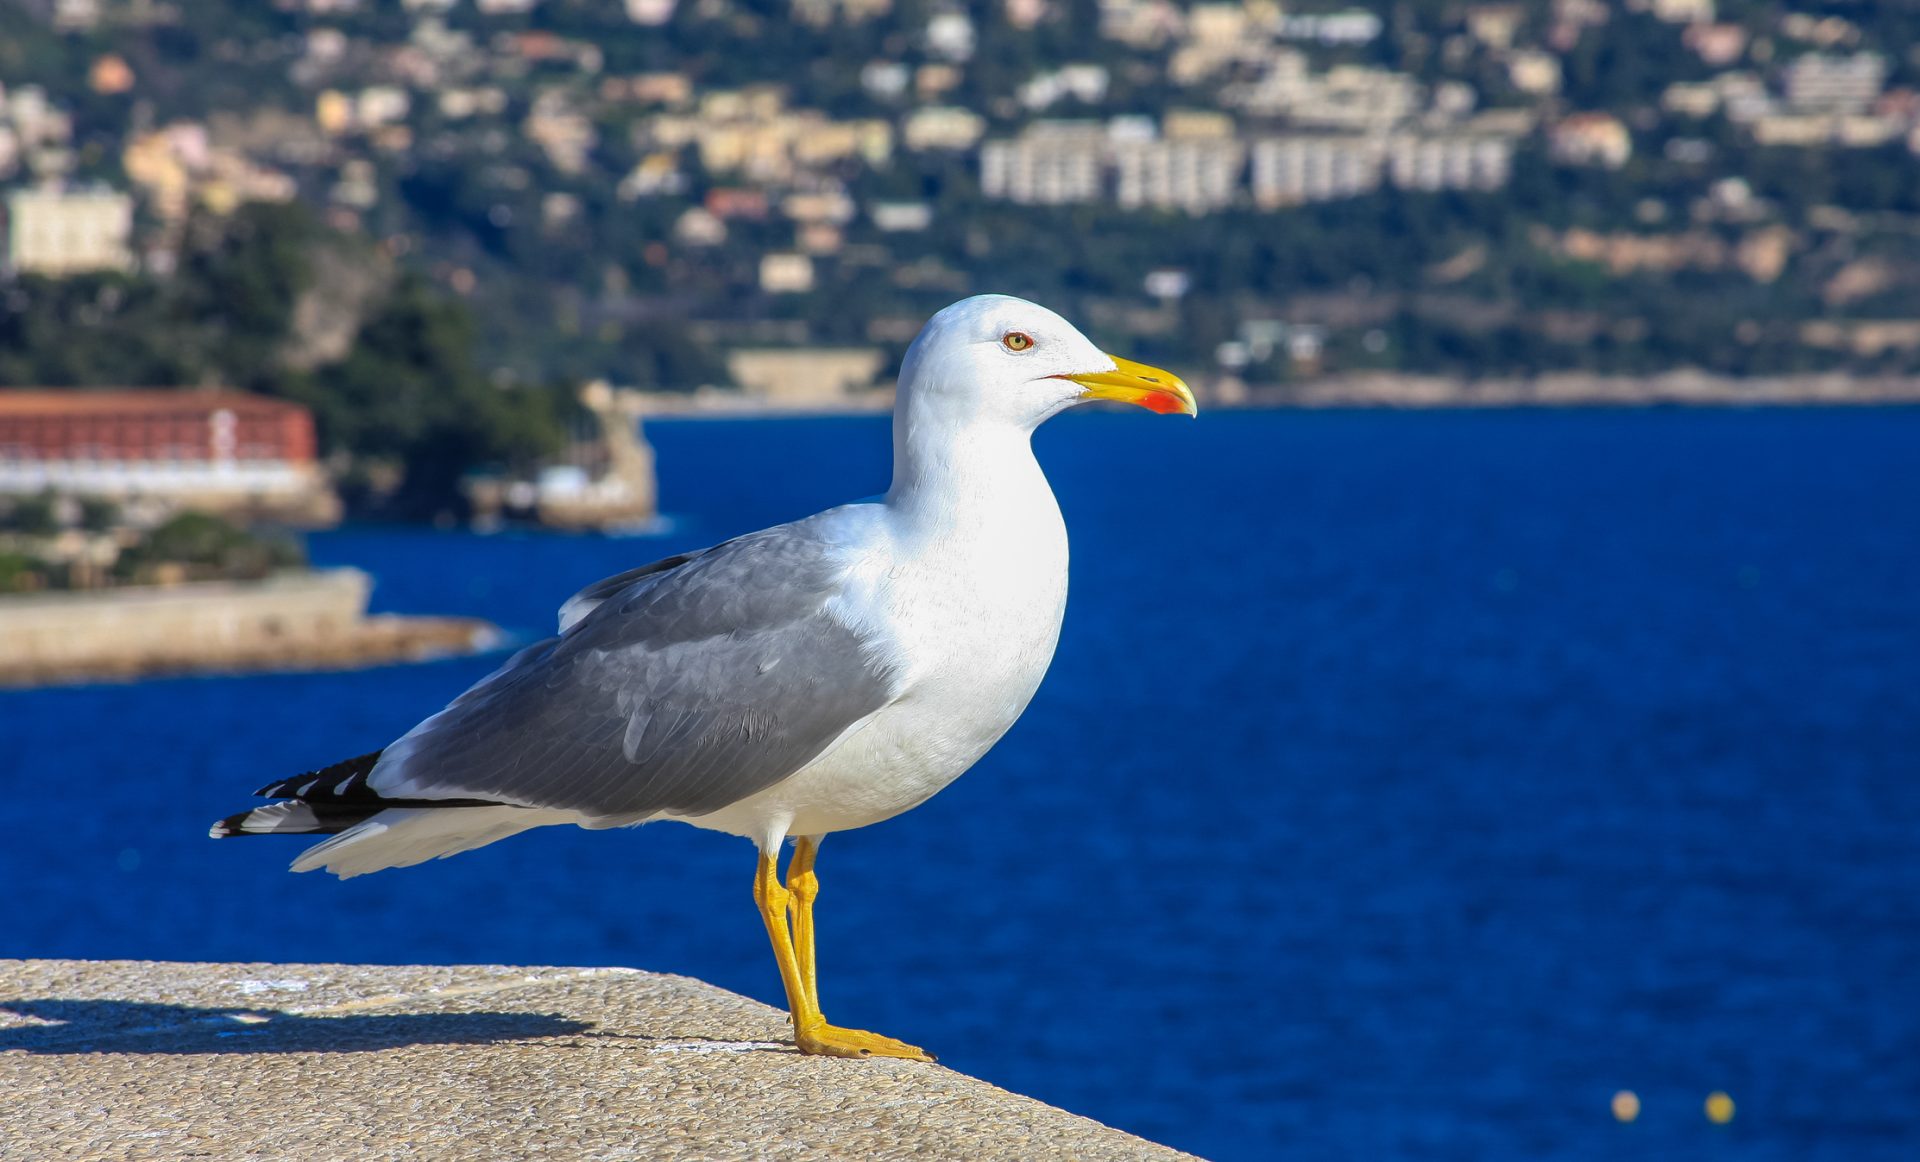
top-left (983, 121), bottom-right (1244, 213)
top-left (1250, 133), bottom-right (1512, 206)
top-left (1783, 52), bottom-right (1887, 113)
top-left (903, 106), bottom-right (986, 151)
top-left (1386, 135), bottom-right (1512, 192)
top-left (758, 252), bottom-right (815, 293)
top-left (5, 187), bottom-right (133, 276)
top-left (979, 123), bottom-right (1106, 205)
top-left (1650, 0), bottom-right (1714, 23)
top-left (1112, 137), bottom-right (1245, 213)
top-left (1250, 136), bottom-right (1387, 205)
top-left (985, 113), bottom-right (1516, 212)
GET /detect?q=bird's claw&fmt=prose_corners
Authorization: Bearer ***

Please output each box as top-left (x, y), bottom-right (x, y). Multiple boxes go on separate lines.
top-left (795, 1021), bottom-right (935, 1062)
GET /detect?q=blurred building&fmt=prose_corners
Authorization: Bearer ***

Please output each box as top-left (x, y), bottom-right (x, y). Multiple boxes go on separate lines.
top-left (1783, 52), bottom-right (1886, 113)
top-left (467, 381), bottom-right (657, 531)
top-left (0, 390), bottom-right (340, 525)
top-left (1112, 136), bottom-right (1246, 214)
top-left (1249, 133), bottom-right (1511, 206)
top-left (1386, 134), bottom-right (1514, 192)
top-left (758, 252), bottom-right (815, 293)
top-left (1549, 113), bottom-right (1633, 168)
top-left (726, 349), bottom-right (886, 405)
top-left (4, 187), bottom-right (134, 276)
top-left (120, 123), bottom-right (297, 225)
top-left (1650, 0), bottom-right (1715, 23)
top-left (982, 117), bottom-right (1241, 210)
top-left (980, 122), bottom-right (1106, 204)
top-left (1250, 135), bottom-right (1385, 205)
top-left (903, 106), bottom-right (986, 151)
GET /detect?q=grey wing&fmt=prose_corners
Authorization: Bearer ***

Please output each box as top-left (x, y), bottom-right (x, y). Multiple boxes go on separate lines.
top-left (368, 518), bottom-right (899, 820)
top-left (555, 544), bottom-right (726, 633)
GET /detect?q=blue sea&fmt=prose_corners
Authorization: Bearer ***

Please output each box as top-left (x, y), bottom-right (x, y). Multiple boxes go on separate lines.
top-left (5, 409), bottom-right (1918, 1161)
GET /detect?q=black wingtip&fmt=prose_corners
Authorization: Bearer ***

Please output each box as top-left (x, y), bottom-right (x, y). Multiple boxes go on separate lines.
top-left (255, 750), bottom-right (385, 800)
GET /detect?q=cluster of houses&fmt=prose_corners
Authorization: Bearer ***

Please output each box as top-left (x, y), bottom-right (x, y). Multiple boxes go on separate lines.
top-left (3, 0), bottom-right (1917, 288)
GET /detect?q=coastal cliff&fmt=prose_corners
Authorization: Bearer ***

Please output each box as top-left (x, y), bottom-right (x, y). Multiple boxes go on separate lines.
top-left (0, 568), bottom-right (495, 687)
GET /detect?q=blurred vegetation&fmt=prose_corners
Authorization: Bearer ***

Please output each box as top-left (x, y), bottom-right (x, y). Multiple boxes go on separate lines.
top-left (282, 273), bottom-right (574, 515)
top-left (0, 203), bottom-right (576, 519)
top-left (78, 496), bottom-right (120, 532)
top-left (0, 549), bottom-right (51, 593)
top-left (112, 511), bottom-right (305, 584)
top-left (2, 492), bottom-right (60, 538)
top-left (0, 497), bottom-right (303, 591)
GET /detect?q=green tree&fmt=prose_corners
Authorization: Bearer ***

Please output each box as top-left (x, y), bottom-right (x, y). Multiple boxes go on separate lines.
top-left (112, 511), bottom-right (304, 583)
top-left (0, 550), bottom-right (50, 593)
top-left (3, 492), bottom-right (58, 536)
top-left (294, 275), bottom-right (572, 517)
top-left (173, 202), bottom-right (321, 387)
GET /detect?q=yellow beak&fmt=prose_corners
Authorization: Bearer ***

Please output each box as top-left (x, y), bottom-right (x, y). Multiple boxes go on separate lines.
top-left (1059, 355), bottom-right (1198, 416)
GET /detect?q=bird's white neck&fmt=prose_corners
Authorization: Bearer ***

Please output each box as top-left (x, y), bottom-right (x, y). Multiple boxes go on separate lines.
top-left (883, 409), bottom-right (1055, 542)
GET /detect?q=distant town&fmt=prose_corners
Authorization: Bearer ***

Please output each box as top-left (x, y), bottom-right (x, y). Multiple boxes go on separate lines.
top-left (4, 0), bottom-right (1920, 520)
top-left (0, 388), bottom-right (493, 681)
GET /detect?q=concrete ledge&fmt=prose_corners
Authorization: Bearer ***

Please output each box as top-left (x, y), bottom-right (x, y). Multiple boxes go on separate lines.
top-left (1, 960), bottom-right (1196, 1160)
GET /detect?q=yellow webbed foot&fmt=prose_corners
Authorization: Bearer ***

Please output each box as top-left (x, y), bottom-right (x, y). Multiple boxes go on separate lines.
top-left (795, 1021), bottom-right (935, 1062)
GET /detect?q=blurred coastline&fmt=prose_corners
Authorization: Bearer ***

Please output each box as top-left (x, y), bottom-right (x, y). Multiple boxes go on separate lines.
top-left (0, 565), bottom-right (496, 687)
top-left (8, 1), bottom-right (1920, 529)
top-left (1221, 367), bottom-right (1920, 406)
top-left (628, 367), bottom-right (1920, 414)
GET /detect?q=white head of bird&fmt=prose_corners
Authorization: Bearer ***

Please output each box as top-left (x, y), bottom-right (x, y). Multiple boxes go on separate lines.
top-left (896, 294), bottom-right (1196, 434)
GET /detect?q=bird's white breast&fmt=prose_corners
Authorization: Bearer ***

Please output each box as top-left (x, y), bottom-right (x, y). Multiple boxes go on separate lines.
top-left (688, 457), bottom-right (1069, 846)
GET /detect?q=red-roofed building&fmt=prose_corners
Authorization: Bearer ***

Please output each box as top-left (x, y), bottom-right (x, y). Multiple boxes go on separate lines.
top-left (0, 390), bottom-right (340, 525)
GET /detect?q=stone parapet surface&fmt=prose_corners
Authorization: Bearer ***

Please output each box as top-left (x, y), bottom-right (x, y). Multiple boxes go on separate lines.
top-left (1, 959), bottom-right (1197, 1161)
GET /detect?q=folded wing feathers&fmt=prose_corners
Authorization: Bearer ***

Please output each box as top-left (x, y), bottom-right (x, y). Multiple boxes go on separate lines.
top-left (210, 515), bottom-right (899, 873)
top-left (556, 547), bottom-right (718, 633)
top-left (357, 516), bottom-right (899, 821)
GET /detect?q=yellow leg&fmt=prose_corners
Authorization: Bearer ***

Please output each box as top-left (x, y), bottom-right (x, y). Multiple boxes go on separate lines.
top-left (753, 844), bottom-right (933, 1062)
top-left (753, 851), bottom-right (812, 1023)
top-left (787, 836), bottom-right (823, 1022)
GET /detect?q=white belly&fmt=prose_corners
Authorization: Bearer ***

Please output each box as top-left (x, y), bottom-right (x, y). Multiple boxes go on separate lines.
top-left (685, 496), bottom-right (1069, 847)
top-left (687, 649), bottom-right (1051, 840)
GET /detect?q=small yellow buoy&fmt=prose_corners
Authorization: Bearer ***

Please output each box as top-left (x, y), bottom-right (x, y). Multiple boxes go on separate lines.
top-left (1611, 1090), bottom-right (1640, 1123)
top-left (1705, 1091), bottom-right (1735, 1124)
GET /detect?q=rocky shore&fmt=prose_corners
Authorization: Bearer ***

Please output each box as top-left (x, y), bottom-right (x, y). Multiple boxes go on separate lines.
top-left (0, 568), bottom-right (498, 687)
top-left (1219, 370), bottom-right (1920, 408)
top-left (630, 372), bottom-right (1920, 417)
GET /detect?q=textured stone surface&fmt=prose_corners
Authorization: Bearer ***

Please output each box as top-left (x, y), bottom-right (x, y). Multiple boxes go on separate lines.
top-left (0, 960), bottom-right (1197, 1161)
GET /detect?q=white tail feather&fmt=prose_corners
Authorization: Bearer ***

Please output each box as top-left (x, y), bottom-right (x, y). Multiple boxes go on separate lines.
top-left (290, 807), bottom-right (566, 879)
top-left (212, 802), bottom-right (322, 837)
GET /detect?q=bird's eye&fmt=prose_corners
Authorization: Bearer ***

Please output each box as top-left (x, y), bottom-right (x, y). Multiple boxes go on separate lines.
top-left (1002, 332), bottom-right (1034, 351)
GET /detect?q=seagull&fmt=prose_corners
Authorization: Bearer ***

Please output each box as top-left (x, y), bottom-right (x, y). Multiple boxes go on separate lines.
top-left (211, 294), bottom-right (1195, 1061)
